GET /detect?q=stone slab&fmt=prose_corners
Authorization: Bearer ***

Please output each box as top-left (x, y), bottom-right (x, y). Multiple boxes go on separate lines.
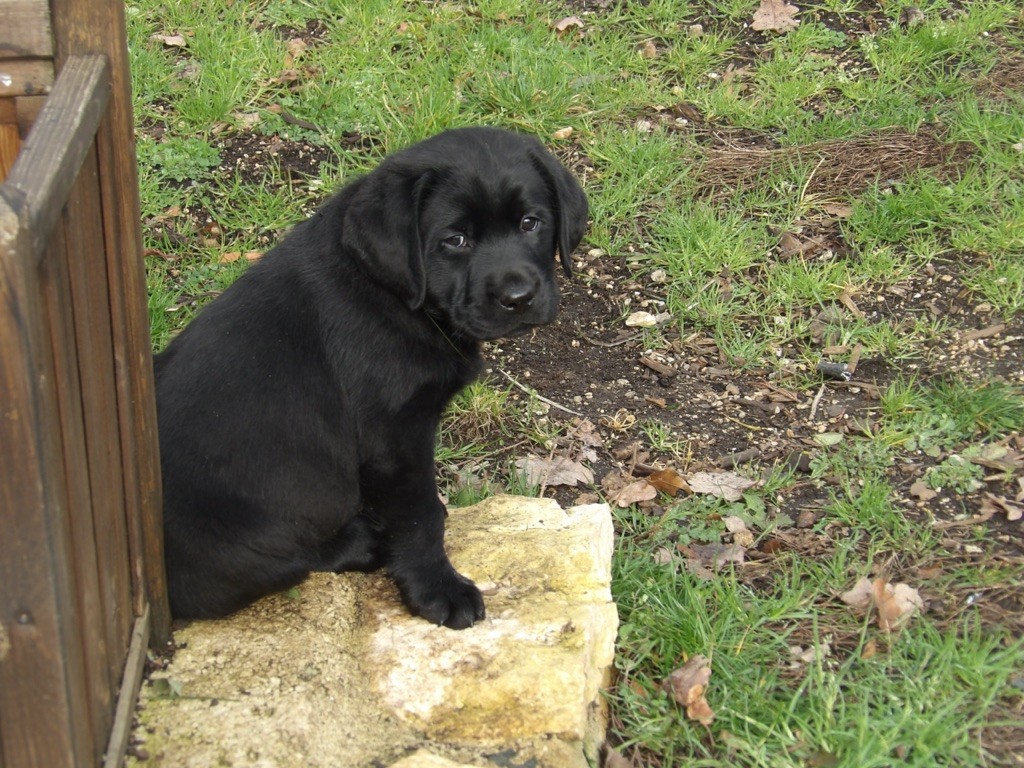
top-left (130, 496), bottom-right (617, 768)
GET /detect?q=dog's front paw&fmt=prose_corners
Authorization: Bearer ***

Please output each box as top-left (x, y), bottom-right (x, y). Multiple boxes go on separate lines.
top-left (394, 563), bottom-right (485, 629)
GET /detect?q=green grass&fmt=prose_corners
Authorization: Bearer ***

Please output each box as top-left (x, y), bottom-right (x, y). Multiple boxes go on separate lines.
top-left (129, 0), bottom-right (1024, 764)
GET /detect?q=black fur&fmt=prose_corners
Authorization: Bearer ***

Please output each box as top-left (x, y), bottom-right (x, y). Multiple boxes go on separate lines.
top-left (155, 127), bottom-right (588, 628)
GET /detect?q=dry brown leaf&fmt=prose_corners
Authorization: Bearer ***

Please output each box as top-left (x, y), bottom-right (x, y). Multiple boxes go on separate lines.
top-left (662, 655), bottom-right (715, 725)
top-left (553, 15), bottom-right (585, 33)
top-left (647, 468), bottom-right (690, 497)
top-left (723, 515), bottom-right (748, 533)
top-left (686, 696), bottom-right (715, 726)
top-left (687, 471), bottom-right (757, 501)
top-left (683, 542), bottom-right (746, 570)
top-left (284, 37), bottom-right (308, 67)
top-left (570, 418), bottom-right (604, 448)
top-left (552, 126), bottom-right (574, 140)
top-left (613, 479), bottom-right (657, 507)
top-left (839, 577), bottom-right (875, 611)
top-left (778, 231), bottom-right (804, 257)
top-left (860, 637), bottom-right (878, 660)
top-left (151, 33), bottom-right (188, 48)
top-left (909, 479), bottom-right (938, 501)
top-left (841, 577), bottom-right (924, 631)
top-left (602, 746), bottom-right (633, 768)
top-left (981, 492), bottom-right (1024, 522)
top-left (751, 0), bottom-right (800, 32)
top-left (820, 202), bottom-right (853, 218)
top-left (961, 323), bottom-right (1005, 342)
top-left (625, 310), bottom-right (659, 327)
top-left (653, 547), bottom-right (675, 565)
top-left (516, 456), bottom-right (594, 487)
top-left (873, 580), bottom-right (924, 632)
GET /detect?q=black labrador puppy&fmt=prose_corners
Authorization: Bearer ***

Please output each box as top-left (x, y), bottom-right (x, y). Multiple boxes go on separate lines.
top-left (155, 127), bottom-right (588, 629)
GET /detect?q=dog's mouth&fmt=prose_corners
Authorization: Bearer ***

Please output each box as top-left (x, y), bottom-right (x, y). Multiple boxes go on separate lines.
top-left (450, 301), bottom-right (558, 342)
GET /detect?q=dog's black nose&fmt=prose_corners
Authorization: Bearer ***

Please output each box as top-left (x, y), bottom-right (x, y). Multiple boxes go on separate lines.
top-left (496, 280), bottom-right (537, 314)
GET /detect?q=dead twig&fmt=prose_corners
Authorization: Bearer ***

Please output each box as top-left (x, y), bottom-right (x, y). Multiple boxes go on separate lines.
top-left (497, 368), bottom-right (583, 417)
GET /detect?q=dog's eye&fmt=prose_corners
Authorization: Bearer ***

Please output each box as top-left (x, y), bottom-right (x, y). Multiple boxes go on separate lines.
top-left (443, 234), bottom-right (468, 248)
top-left (520, 216), bottom-right (540, 233)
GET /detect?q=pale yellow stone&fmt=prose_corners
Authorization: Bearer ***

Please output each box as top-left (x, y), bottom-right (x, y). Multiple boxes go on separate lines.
top-left (129, 496), bottom-right (617, 768)
top-left (387, 750), bottom-right (477, 768)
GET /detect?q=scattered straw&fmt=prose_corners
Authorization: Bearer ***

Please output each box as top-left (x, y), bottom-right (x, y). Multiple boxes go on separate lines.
top-left (697, 127), bottom-right (975, 200)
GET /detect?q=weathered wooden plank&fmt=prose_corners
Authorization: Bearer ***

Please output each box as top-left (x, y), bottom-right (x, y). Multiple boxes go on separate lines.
top-left (0, 99), bottom-right (18, 180)
top-left (0, 0), bottom-right (53, 58)
top-left (3, 55), bottom-right (108, 262)
top-left (39, 200), bottom-right (110, 762)
top-left (0, 58), bottom-right (53, 97)
top-left (52, 0), bottom-right (173, 645)
top-left (0, 194), bottom-right (95, 768)
top-left (95, 96), bottom-right (172, 646)
top-left (63, 145), bottom-right (134, 683)
top-left (14, 94), bottom-right (46, 136)
top-left (102, 606), bottom-right (150, 768)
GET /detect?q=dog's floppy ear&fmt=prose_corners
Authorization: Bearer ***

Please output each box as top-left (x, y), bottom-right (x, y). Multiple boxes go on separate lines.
top-left (531, 149), bottom-right (589, 278)
top-left (341, 167), bottom-right (431, 310)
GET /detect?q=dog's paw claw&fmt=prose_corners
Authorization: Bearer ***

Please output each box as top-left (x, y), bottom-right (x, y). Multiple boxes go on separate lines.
top-left (399, 568), bottom-right (485, 629)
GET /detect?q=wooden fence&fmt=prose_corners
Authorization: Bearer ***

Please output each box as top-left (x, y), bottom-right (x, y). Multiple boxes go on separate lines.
top-left (1, 1), bottom-right (171, 766)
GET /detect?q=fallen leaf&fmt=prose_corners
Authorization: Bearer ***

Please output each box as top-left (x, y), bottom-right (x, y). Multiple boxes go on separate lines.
top-left (839, 577), bottom-right (875, 611)
top-left (603, 746), bottom-right (633, 768)
top-left (723, 515), bottom-right (748, 534)
top-left (820, 202), bottom-right (853, 218)
top-left (625, 310), bottom-right (659, 327)
top-left (516, 456), bottom-right (594, 487)
top-left (860, 638), bottom-right (878, 660)
top-left (981, 493), bottom-right (1024, 522)
top-left (570, 418), bottom-right (604, 448)
top-left (640, 39), bottom-right (658, 59)
top-left (733, 529), bottom-right (755, 548)
top-left (662, 655), bottom-right (715, 725)
top-left (613, 479), bottom-right (657, 507)
top-left (686, 696), bottom-right (715, 727)
top-left (751, 0), bottom-right (800, 32)
top-left (789, 639), bottom-right (831, 665)
top-left (600, 469), bottom-right (630, 494)
top-left (909, 479), bottom-right (938, 501)
top-left (233, 111), bottom-right (262, 129)
top-left (552, 15), bottom-right (584, 33)
top-left (552, 126), bottom-right (574, 140)
top-left (841, 577), bottom-right (924, 631)
top-left (284, 37), bottom-right (307, 67)
top-left (813, 432), bottom-right (844, 447)
top-left (899, 6), bottom-right (926, 27)
top-left (687, 471), bottom-right (757, 501)
top-left (961, 323), bottom-right (1005, 342)
top-left (682, 542), bottom-right (746, 569)
top-left (653, 547), bottom-right (675, 565)
top-left (647, 467), bottom-right (690, 497)
top-left (873, 580), bottom-right (924, 632)
top-left (778, 231), bottom-right (804, 257)
top-left (151, 33), bottom-right (188, 48)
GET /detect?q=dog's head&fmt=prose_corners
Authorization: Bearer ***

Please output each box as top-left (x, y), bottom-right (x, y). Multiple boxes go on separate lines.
top-left (341, 127), bottom-right (588, 340)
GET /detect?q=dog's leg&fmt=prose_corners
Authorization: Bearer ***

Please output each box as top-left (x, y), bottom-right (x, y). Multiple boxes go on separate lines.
top-left (361, 467), bottom-right (484, 629)
top-left (321, 514), bottom-right (385, 573)
top-left (384, 500), bottom-right (485, 629)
